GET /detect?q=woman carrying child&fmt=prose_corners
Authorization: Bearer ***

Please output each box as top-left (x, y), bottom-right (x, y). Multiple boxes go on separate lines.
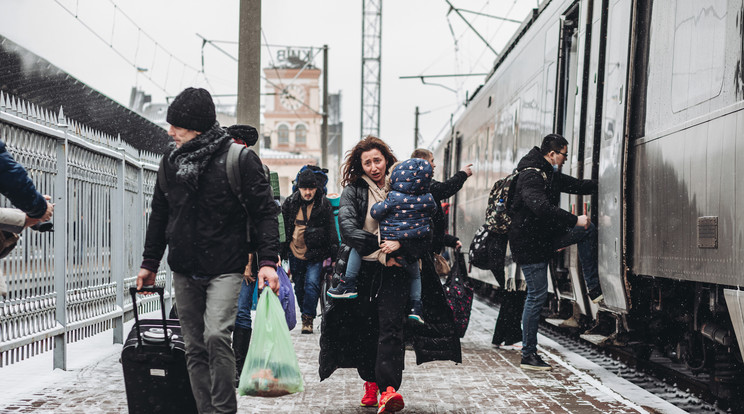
top-left (319, 136), bottom-right (461, 413)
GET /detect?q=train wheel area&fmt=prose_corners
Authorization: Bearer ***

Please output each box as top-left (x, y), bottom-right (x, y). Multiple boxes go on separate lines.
top-left (0, 296), bottom-right (699, 413)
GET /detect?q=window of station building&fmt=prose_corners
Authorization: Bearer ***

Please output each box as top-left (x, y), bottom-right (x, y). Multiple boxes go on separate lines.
top-left (671, 0), bottom-right (726, 112)
top-left (278, 124), bottom-right (289, 146)
top-left (295, 124), bottom-right (307, 146)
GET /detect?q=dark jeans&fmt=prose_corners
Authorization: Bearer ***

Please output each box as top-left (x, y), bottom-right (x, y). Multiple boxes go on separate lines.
top-left (289, 255), bottom-right (323, 318)
top-left (520, 223), bottom-right (599, 357)
top-left (235, 278), bottom-right (254, 330)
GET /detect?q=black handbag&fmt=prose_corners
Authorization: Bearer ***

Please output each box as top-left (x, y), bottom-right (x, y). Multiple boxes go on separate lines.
top-left (468, 225), bottom-right (492, 270)
top-left (0, 230), bottom-right (20, 259)
top-left (443, 251), bottom-right (474, 338)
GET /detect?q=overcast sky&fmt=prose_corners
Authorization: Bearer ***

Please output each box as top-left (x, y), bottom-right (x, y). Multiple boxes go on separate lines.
top-left (0, 0), bottom-right (536, 159)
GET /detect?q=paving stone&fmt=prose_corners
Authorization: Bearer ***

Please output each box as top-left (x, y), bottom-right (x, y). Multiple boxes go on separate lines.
top-left (0, 298), bottom-right (651, 413)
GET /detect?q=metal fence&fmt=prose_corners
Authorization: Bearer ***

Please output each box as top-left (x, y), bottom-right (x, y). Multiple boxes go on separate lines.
top-left (0, 91), bottom-right (173, 369)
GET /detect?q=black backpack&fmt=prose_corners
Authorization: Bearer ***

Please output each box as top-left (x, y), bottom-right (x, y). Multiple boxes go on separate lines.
top-left (484, 167), bottom-right (546, 234)
top-left (291, 165), bottom-right (329, 194)
top-left (469, 167), bottom-right (546, 271)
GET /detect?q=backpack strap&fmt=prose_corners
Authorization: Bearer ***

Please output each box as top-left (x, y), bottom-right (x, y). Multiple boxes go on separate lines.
top-left (157, 157), bottom-right (168, 195)
top-left (519, 167), bottom-right (547, 182)
top-left (226, 143), bottom-right (246, 208)
top-left (226, 143), bottom-right (253, 243)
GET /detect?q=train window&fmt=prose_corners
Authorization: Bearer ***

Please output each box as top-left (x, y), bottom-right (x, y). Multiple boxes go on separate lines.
top-left (671, 0), bottom-right (726, 112)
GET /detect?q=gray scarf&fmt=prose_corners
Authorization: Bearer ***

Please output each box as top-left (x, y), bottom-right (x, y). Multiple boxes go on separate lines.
top-left (168, 122), bottom-right (229, 191)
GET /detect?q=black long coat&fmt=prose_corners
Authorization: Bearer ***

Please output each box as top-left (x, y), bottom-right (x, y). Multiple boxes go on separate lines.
top-left (319, 179), bottom-right (461, 380)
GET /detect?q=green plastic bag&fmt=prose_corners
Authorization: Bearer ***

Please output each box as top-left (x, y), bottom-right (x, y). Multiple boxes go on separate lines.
top-left (238, 288), bottom-right (304, 397)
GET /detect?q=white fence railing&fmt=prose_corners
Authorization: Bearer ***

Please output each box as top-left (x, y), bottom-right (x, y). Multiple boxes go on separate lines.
top-left (0, 91), bottom-right (173, 369)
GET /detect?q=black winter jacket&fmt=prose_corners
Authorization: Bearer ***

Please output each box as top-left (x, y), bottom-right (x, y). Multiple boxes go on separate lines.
top-left (281, 190), bottom-right (339, 262)
top-left (508, 146), bottom-right (596, 264)
top-left (338, 178), bottom-right (380, 256)
top-left (429, 171), bottom-right (468, 253)
top-left (143, 139), bottom-right (279, 275)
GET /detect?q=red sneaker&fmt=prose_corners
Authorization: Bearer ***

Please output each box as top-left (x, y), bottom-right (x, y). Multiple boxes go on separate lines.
top-left (361, 381), bottom-right (379, 407)
top-left (377, 386), bottom-right (404, 413)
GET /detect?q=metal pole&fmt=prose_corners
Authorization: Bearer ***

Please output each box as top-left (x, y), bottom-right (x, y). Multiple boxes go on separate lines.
top-left (322, 45), bottom-right (329, 167)
top-left (53, 110), bottom-right (69, 370)
top-left (112, 147), bottom-right (126, 345)
top-left (238, 0), bottom-right (261, 155)
top-left (414, 106), bottom-right (420, 149)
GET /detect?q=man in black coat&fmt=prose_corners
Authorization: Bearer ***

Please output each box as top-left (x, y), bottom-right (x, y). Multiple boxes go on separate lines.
top-left (281, 167), bottom-right (339, 334)
top-left (508, 133), bottom-right (600, 371)
top-left (410, 149), bottom-right (472, 254)
top-left (136, 87), bottom-right (279, 414)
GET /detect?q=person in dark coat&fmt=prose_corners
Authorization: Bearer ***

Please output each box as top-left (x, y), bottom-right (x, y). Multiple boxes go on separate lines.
top-left (136, 87), bottom-right (280, 414)
top-left (281, 166), bottom-right (339, 334)
top-left (329, 158), bottom-right (436, 323)
top-left (410, 148), bottom-right (472, 254)
top-left (0, 138), bottom-right (54, 298)
top-left (0, 139), bottom-right (53, 223)
top-left (508, 133), bottom-right (599, 371)
top-left (319, 136), bottom-right (461, 413)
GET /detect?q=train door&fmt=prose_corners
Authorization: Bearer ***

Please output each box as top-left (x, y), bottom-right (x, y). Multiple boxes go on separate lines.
top-left (549, 2), bottom-right (595, 317)
top-left (596, 0), bottom-right (633, 313)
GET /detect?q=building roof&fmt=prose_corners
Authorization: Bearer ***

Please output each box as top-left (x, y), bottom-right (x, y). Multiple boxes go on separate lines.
top-left (0, 35), bottom-right (170, 153)
top-left (260, 147), bottom-right (317, 161)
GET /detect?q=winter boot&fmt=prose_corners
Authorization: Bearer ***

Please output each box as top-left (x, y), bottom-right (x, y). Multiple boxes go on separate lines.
top-left (233, 326), bottom-right (252, 386)
top-left (301, 314), bottom-right (314, 334)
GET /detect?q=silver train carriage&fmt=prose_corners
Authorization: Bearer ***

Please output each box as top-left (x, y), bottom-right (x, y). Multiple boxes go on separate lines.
top-left (433, 0), bottom-right (744, 395)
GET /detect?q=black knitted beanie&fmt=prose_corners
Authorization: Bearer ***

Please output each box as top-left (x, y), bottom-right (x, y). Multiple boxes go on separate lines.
top-left (297, 169), bottom-right (317, 189)
top-left (166, 87), bottom-right (216, 132)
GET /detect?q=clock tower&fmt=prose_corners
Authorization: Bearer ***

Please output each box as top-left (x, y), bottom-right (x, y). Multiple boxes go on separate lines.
top-left (261, 50), bottom-right (325, 195)
top-left (263, 65), bottom-right (322, 159)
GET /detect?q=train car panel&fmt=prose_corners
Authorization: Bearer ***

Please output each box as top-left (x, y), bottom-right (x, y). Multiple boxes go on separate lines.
top-left (631, 0), bottom-right (743, 288)
top-left (597, 0), bottom-right (632, 312)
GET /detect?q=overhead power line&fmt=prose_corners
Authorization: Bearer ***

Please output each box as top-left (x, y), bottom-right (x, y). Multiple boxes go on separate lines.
top-left (54, 0), bottom-right (212, 96)
top-left (400, 73), bottom-right (488, 93)
top-left (444, 0), bottom-right (499, 56)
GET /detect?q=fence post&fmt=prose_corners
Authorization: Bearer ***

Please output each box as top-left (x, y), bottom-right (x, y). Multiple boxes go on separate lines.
top-left (111, 146), bottom-right (126, 344)
top-left (53, 108), bottom-right (69, 370)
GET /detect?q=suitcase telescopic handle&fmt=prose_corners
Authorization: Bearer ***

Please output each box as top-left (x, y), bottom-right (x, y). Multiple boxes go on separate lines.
top-left (129, 286), bottom-right (170, 349)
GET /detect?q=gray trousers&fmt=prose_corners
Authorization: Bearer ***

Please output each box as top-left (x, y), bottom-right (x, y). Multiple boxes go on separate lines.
top-left (173, 272), bottom-right (242, 414)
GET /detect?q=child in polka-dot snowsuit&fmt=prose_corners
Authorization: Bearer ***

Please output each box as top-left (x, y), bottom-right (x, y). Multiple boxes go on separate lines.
top-left (327, 158), bottom-right (436, 324)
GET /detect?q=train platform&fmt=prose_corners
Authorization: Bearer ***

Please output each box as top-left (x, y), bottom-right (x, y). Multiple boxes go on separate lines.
top-left (0, 297), bottom-right (686, 413)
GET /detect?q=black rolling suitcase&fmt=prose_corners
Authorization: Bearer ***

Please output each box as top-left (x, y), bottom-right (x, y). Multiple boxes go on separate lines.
top-left (121, 286), bottom-right (198, 414)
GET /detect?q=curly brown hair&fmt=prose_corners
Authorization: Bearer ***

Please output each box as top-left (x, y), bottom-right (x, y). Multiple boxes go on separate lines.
top-left (340, 136), bottom-right (398, 187)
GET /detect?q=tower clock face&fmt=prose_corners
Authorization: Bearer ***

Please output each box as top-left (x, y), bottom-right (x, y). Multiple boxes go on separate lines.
top-left (279, 84), bottom-right (306, 110)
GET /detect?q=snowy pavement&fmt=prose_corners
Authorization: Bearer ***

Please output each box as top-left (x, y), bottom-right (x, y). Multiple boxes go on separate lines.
top-left (0, 296), bottom-right (687, 413)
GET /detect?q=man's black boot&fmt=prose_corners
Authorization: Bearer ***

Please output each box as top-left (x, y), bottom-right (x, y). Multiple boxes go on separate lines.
top-left (520, 352), bottom-right (553, 371)
top-left (233, 326), bottom-right (252, 386)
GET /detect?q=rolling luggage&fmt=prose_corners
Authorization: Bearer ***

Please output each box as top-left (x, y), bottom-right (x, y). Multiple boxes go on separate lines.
top-left (121, 286), bottom-right (197, 414)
